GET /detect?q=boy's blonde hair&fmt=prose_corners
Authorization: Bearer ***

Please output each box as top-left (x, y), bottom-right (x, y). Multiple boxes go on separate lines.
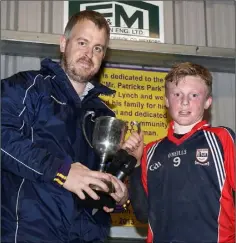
top-left (165, 62), bottom-right (212, 96)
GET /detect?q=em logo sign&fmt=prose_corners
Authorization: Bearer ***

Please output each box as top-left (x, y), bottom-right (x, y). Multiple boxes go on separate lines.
top-left (68, 1), bottom-right (164, 43)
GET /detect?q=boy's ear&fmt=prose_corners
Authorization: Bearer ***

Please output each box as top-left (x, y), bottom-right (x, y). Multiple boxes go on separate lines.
top-left (204, 96), bottom-right (212, 109)
top-left (165, 96), bottom-right (169, 108)
top-left (60, 35), bottom-right (66, 53)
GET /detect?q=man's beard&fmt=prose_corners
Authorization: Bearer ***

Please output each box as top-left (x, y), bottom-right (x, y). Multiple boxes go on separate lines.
top-left (62, 52), bottom-right (95, 83)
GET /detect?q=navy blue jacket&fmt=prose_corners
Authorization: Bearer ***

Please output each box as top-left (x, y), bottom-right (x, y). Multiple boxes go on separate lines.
top-left (1, 58), bottom-right (115, 243)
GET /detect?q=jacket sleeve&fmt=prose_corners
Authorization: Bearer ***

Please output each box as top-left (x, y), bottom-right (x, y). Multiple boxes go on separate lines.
top-left (1, 73), bottom-right (72, 182)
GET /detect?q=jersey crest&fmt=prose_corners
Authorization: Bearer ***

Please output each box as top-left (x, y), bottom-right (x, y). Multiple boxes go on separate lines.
top-left (195, 148), bottom-right (209, 165)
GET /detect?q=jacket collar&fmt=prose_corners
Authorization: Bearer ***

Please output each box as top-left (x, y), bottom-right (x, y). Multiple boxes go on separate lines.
top-left (40, 58), bottom-right (115, 99)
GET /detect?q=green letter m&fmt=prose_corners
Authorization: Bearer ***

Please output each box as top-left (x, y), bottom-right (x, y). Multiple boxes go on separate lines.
top-left (115, 5), bottom-right (143, 29)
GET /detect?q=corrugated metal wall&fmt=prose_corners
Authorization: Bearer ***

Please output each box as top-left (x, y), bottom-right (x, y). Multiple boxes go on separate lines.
top-left (164, 0), bottom-right (235, 48)
top-left (1, 1), bottom-right (235, 48)
top-left (1, 1), bottom-right (64, 34)
top-left (211, 72), bottom-right (235, 131)
top-left (1, 55), bottom-right (41, 79)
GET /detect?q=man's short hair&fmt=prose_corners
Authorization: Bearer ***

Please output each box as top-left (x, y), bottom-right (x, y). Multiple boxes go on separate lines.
top-left (64, 10), bottom-right (110, 42)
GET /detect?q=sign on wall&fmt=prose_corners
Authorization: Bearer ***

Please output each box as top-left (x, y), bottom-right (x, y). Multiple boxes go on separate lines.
top-left (64, 1), bottom-right (164, 43)
top-left (99, 63), bottom-right (168, 227)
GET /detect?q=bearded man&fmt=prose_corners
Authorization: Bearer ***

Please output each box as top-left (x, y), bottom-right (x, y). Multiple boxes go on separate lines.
top-left (1, 10), bottom-right (133, 243)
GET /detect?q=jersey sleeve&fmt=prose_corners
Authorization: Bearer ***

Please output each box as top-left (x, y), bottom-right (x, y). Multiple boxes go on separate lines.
top-left (218, 127), bottom-right (235, 191)
top-left (141, 140), bottom-right (161, 194)
top-left (141, 143), bottom-right (149, 194)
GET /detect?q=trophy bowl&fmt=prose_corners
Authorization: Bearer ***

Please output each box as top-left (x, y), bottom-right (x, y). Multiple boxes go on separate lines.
top-left (92, 116), bottom-right (128, 172)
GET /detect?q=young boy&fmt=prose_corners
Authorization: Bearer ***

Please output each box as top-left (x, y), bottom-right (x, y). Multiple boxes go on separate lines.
top-left (128, 62), bottom-right (235, 243)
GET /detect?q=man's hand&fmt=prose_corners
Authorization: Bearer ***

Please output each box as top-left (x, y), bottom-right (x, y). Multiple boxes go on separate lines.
top-left (122, 131), bottom-right (144, 167)
top-left (63, 162), bottom-right (112, 200)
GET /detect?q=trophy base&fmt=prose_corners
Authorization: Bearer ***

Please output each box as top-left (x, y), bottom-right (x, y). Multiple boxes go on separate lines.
top-left (77, 191), bottom-right (116, 209)
top-left (91, 180), bottom-right (115, 194)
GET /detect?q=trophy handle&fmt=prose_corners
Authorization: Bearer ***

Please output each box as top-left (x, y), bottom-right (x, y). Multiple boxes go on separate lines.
top-left (82, 111), bottom-right (95, 148)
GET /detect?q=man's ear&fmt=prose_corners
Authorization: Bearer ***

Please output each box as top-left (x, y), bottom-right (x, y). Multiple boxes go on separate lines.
top-left (204, 96), bottom-right (212, 109)
top-left (102, 46), bottom-right (108, 59)
top-left (60, 35), bottom-right (66, 53)
top-left (165, 96), bottom-right (169, 108)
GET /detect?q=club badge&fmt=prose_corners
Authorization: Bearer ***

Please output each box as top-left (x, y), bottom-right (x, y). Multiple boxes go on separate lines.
top-left (195, 148), bottom-right (209, 166)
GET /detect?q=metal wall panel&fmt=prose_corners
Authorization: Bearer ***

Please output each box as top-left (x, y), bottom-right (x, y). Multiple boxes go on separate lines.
top-left (1, 1), bottom-right (235, 48)
top-left (205, 1), bottom-right (236, 48)
top-left (1, 55), bottom-right (41, 80)
top-left (1, 1), bottom-right (64, 34)
top-left (18, 1), bottom-right (42, 32)
top-left (1, 1), bottom-right (7, 30)
top-left (211, 72), bottom-right (235, 132)
top-left (163, 0), bottom-right (235, 48)
top-left (163, 1), bottom-right (175, 44)
top-left (172, 1), bottom-right (206, 46)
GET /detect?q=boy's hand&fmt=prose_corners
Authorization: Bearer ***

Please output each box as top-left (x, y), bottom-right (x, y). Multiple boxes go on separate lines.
top-left (122, 131), bottom-right (144, 166)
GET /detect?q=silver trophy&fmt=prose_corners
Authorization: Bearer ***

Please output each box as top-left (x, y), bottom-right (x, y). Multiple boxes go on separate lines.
top-left (82, 112), bottom-right (128, 192)
top-left (83, 112), bottom-right (128, 171)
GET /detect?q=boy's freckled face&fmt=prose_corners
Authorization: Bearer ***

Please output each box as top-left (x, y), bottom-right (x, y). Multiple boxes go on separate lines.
top-left (165, 75), bottom-right (212, 126)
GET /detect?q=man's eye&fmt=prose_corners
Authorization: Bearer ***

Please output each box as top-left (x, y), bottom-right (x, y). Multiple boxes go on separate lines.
top-left (78, 42), bottom-right (86, 46)
top-left (174, 93), bottom-right (180, 97)
top-left (191, 93), bottom-right (198, 98)
top-left (94, 46), bottom-right (103, 53)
